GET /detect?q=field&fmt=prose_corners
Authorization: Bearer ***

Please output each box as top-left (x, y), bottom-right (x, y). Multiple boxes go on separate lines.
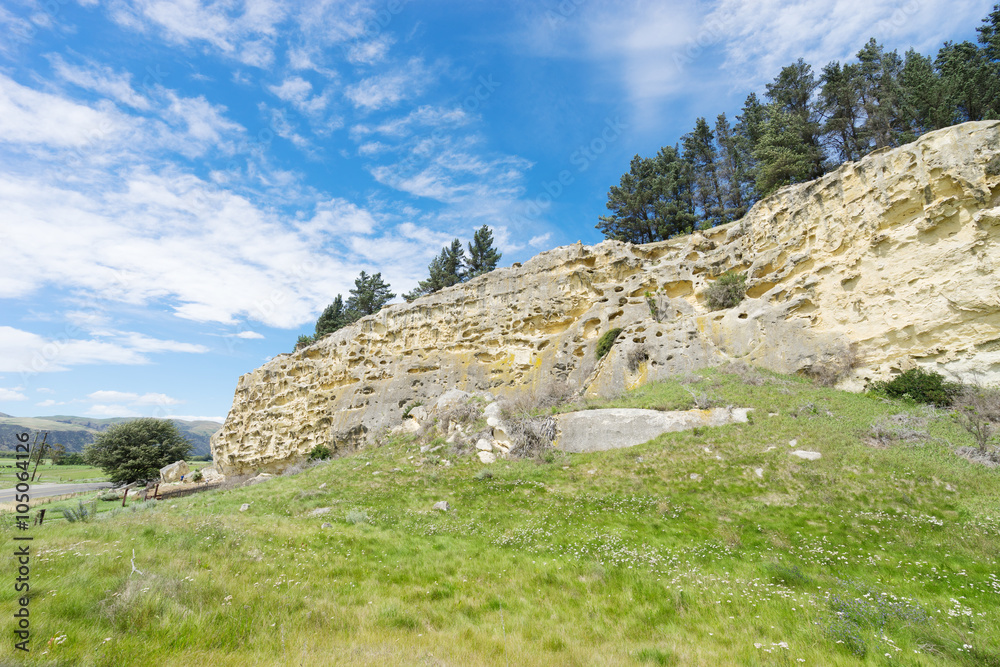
top-left (0, 461), bottom-right (212, 489)
top-left (1, 368), bottom-right (998, 666)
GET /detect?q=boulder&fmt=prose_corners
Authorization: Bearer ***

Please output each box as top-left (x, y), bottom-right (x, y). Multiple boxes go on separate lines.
top-left (477, 451), bottom-right (496, 464)
top-left (239, 503), bottom-right (250, 512)
top-left (475, 439), bottom-right (493, 451)
top-left (160, 460), bottom-right (190, 483)
top-left (435, 389), bottom-right (472, 412)
top-left (553, 408), bottom-right (752, 453)
top-left (791, 450), bottom-right (822, 461)
top-left (432, 501), bottom-right (450, 511)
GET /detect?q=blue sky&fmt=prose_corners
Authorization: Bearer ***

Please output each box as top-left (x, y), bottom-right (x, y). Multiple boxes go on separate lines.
top-left (0, 0), bottom-right (991, 422)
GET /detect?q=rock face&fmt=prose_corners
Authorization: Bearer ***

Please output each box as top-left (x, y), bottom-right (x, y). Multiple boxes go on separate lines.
top-left (213, 121), bottom-right (1000, 475)
top-left (553, 408), bottom-right (752, 453)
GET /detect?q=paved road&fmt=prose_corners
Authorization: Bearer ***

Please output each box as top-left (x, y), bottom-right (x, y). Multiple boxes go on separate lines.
top-left (0, 482), bottom-right (113, 503)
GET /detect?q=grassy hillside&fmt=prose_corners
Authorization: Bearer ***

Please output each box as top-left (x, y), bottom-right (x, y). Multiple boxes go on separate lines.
top-left (0, 416), bottom-right (220, 456)
top-left (1, 368), bottom-right (997, 666)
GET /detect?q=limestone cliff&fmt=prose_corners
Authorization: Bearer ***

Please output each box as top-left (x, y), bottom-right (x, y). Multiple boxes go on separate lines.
top-left (212, 121), bottom-right (1000, 475)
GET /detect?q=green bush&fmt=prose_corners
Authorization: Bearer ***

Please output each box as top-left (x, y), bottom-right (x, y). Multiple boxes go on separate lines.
top-left (867, 367), bottom-right (960, 406)
top-left (705, 272), bottom-right (747, 310)
top-left (308, 445), bottom-right (332, 460)
top-left (595, 328), bottom-right (623, 360)
top-left (191, 470), bottom-right (203, 482)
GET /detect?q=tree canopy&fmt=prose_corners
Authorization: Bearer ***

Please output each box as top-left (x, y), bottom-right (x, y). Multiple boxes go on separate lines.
top-left (83, 418), bottom-right (192, 484)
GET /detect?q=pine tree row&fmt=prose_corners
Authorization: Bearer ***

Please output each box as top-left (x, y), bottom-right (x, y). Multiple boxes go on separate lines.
top-left (599, 5), bottom-right (1000, 244)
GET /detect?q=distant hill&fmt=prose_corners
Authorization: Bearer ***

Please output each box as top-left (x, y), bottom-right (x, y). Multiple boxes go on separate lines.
top-left (0, 415), bottom-right (221, 457)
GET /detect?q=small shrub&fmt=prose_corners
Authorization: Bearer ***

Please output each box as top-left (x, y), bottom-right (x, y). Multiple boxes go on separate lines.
top-left (596, 328), bottom-right (623, 360)
top-left (705, 272), bottom-right (747, 310)
top-left (474, 469), bottom-right (493, 481)
top-left (644, 291), bottom-right (669, 323)
top-left (500, 415), bottom-right (557, 460)
top-left (866, 412), bottom-right (930, 448)
top-left (61, 500), bottom-right (96, 523)
top-left (867, 367), bottom-right (960, 406)
top-left (345, 509), bottom-right (369, 525)
top-left (626, 346), bottom-right (649, 372)
top-left (308, 444), bottom-right (332, 460)
top-left (952, 383), bottom-right (1000, 452)
top-left (98, 492), bottom-right (119, 502)
top-left (402, 401), bottom-right (423, 419)
top-left (766, 562), bottom-right (813, 588)
top-left (807, 342), bottom-right (860, 386)
top-left (191, 470), bottom-right (203, 482)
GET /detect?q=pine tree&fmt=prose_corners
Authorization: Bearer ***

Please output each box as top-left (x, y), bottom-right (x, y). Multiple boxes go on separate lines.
top-left (856, 39), bottom-right (906, 150)
top-left (682, 117), bottom-right (725, 227)
top-left (937, 40), bottom-right (998, 122)
top-left (898, 49), bottom-right (952, 138)
top-left (819, 60), bottom-right (866, 163)
top-left (346, 271), bottom-right (395, 317)
top-left (596, 147), bottom-right (696, 244)
top-left (754, 59), bottom-right (827, 196)
top-left (714, 113), bottom-right (751, 222)
top-left (404, 240), bottom-right (466, 301)
top-left (295, 334), bottom-right (314, 350)
top-left (466, 225), bottom-right (502, 278)
top-left (314, 294), bottom-right (348, 338)
top-left (734, 94), bottom-right (766, 207)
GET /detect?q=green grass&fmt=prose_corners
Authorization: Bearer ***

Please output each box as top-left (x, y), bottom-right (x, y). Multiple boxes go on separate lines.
top-left (2, 368), bottom-right (999, 665)
top-left (1, 460), bottom-right (213, 489)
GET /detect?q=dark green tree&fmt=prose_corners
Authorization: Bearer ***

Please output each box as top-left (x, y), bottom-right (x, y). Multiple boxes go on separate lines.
top-left (596, 146), bottom-right (696, 243)
top-left (759, 59), bottom-right (826, 187)
top-left (346, 271), bottom-right (395, 316)
top-left (856, 39), bottom-right (906, 150)
top-left (937, 40), bottom-right (999, 122)
top-left (734, 93), bottom-right (767, 205)
top-left (819, 60), bottom-right (866, 162)
top-left (295, 334), bottom-right (314, 350)
top-left (682, 117), bottom-right (725, 227)
top-left (898, 49), bottom-right (953, 138)
top-left (83, 418), bottom-right (192, 484)
top-left (466, 225), bottom-right (502, 278)
top-left (404, 239), bottom-right (466, 301)
top-left (714, 113), bottom-right (752, 221)
top-left (315, 294), bottom-right (348, 338)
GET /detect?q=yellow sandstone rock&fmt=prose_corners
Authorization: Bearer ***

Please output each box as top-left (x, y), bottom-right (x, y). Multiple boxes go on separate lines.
top-left (212, 121), bottom-right (1000, 475)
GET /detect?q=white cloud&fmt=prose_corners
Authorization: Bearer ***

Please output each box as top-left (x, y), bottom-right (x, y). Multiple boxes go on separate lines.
top-left (109, 0), bottom-right (288, 67)
top-left (0, 72), bottom-right (129, 149)
top-left (164, 414), bottom-right (225, 423)
top-left (0, 326), bottom-right (207, 373)
top-left (528, 233), bottom-right (552, 248)
top-left (345, 58), bottom-right (434, 110)
top-left (87, 390), bottom-right (182, 405)
top-left (705, 0), bottom-right (992, 86)
top-left (0, 166), bottom-right (380, 327)
top-left (228, 331), bottom-right (264, 339)
top-left (347, 33), bottom-right (394, 64)
top-left (36, 399), bottom-right (62, 407)
top-left (47, 53), bottom-right (152, 110)
top-left (88, 404), bottom-right (141, 417)
top-left (0, 387), bottom-right (28, 401)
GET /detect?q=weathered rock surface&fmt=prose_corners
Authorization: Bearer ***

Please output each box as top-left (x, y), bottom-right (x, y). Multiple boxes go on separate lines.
top-left (160, 460), bottom-right (189, 483)
top-left (553, 408), bottom-right (752, 453)
top-left (213, 122), bottom-right (1000, 475)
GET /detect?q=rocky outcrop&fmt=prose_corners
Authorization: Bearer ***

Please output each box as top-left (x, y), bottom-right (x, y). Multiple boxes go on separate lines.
top-left (213, 121), bottom-right (1000, 475)
top-left (160, 460), bottom-right (189, 483)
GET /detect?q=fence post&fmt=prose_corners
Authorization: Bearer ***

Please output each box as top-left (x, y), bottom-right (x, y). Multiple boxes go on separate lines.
top-left (122, 488), bottom-right (129, 507)
top-left (153, 483), bottom-right (160, 500)
top-left (35, 509), bottom-right (45, 526)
